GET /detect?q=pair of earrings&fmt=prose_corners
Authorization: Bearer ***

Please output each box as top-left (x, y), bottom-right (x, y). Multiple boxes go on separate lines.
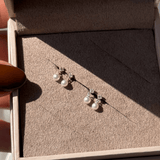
top-left (53, 67), bottom-right (102, 111)
top-left (84, 89), bottom-right (102, 110)
top-left (53, 67), bottom-right (73, 87)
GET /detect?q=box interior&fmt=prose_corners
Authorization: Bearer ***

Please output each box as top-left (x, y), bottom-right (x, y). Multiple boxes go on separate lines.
top-left (14, 0), bottom-right (155, 35)
top-left (17, 30), bottom-right (160, 157)
top-left (10, 0), bottom-right (160, 158)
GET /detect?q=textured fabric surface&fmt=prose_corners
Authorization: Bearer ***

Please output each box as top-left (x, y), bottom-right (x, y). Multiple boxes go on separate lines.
top-left (14, 0), bottom-right (155, 35)
top-left (155, 0), bottom-right (160, 6)
top-left (17, 30), bottom-right (160, 157)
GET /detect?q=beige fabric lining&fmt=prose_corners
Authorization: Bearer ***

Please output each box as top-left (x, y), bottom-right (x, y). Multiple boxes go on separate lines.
top-left (17, 30), bottom-right (160, 157)
top-left (155, 0), bottom-right (160, 7)
top-left (14, 0), bottom-right (155, 35)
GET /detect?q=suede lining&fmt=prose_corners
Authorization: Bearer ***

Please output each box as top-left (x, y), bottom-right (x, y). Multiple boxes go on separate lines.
top-left (14, 0), bottom-right (155, 35)
top-left (17, 30), bottom-right (160, 157)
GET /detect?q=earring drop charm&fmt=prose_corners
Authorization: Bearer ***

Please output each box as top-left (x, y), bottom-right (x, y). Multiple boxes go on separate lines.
top-left (84, 89), bottom-right (94, 104)
top-left (53, 67), bottom-right (64, 81)
top-left (92, 95), bottom-right (102, 110)
top-left (61, 72), bottom-right (73, 87)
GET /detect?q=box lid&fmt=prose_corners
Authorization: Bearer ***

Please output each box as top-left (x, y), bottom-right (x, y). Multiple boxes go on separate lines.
top-left (4, 0), bottom-right (158, 35)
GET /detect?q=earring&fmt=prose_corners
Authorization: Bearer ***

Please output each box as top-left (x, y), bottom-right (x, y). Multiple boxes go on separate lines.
top-left (92, 95), bottom-right (102, 110)
top-left (61, 72), bottom-right (73, 87)
top-left (53, 67), bottom-right (64, 81)
top-left (83, 89), bottom-right (94, 104)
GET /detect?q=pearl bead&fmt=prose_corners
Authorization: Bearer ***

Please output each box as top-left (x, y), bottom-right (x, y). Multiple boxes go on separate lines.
top-left (92, 103), bottom-right (99, 110)
top-left (84, 96), bottom-right (91, 104)
top-left (61, 80), bottom-right (68, 87)
top-left (53, 74), bottom-right (60, 81)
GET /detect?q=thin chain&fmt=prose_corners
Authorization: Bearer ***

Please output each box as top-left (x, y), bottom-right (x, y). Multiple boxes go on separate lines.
top-left (47, 59), bottom-right (135, 124)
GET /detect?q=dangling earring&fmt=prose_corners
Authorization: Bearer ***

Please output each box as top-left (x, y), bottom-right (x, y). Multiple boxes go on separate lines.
top-left (83, 89), bottom-right (94, 104)
top-left (61, 72), bottom-right (73, 87)
top-left (92, 95), bottom-right (102, 110)
top-left (53, 67), bottom-right (64, 81)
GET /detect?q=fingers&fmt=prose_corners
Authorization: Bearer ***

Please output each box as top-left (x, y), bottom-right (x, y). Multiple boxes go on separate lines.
top-left (0, 119), bottom-right (11, 152)
top-left (0, 0), bottom-right (9, 28)
top-left (0, 34), bottom-right (8, 62)
top-left (0, 94), bottom-right (10, 109)
top-left (0, 1), bottom-right (11, 153)
top-left (0, 62), bottom-right (11, 107)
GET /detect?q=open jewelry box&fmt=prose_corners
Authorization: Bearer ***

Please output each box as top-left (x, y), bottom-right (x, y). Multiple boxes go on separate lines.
top-left (5, 0), bottom-right (160, 159)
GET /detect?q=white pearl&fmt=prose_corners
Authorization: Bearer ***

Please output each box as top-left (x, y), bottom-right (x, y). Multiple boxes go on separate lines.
top-left (61, 80), bottom-right (68, 87)
top-left (53, 74), bottom-right (60, 81)
top-left (92, 103), bottom-right (99, 110)
top-left (84, 96), bottom-right (91, 104)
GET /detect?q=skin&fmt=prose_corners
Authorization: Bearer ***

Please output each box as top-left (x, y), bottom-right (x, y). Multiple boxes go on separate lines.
top-left (0, 60), bottom-right (12, 100)
top-left (0, 59), bottom-right (26, 153)
top-left (0, 119), bottom-right (11, 152)
top-left (0, 54), bottom-right (26, 153)
top-left (0, 0), bottom-right (11, 152)
top-left (0, 34), bottom-right (8, 62)
top-left (0, 0), bottom-right (9, 28)
top-left (0, 62), bottom-right (11, 152)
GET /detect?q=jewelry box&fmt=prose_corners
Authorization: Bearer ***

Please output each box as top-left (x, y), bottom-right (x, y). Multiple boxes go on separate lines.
top-left (5, 0), bottom-right (160, 159)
